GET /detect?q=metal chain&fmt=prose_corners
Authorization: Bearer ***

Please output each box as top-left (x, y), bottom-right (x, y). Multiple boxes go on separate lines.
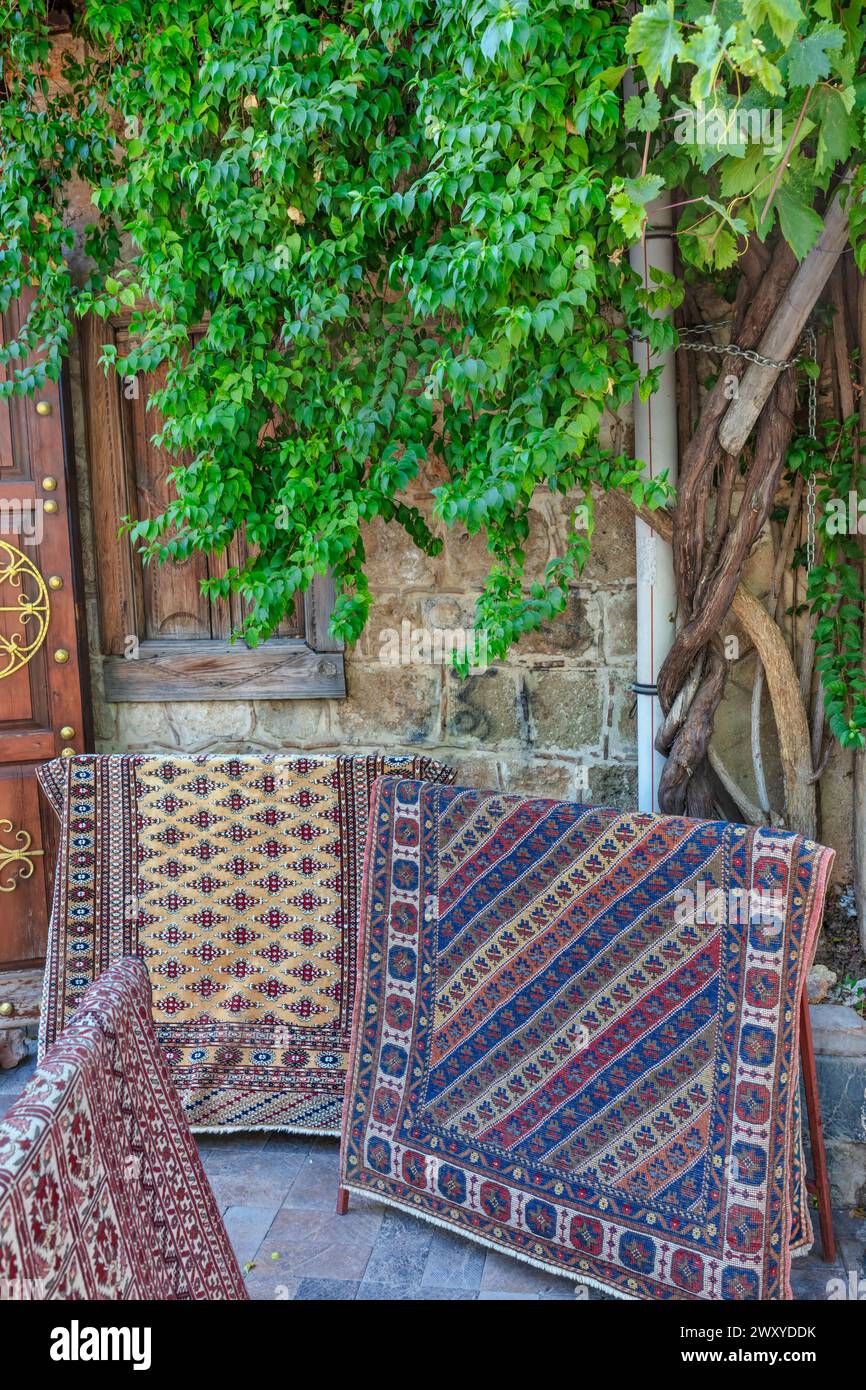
top-left (680, 320), bottom-right (819, 571)
top-left (678, 320), bottom-right (809, 372)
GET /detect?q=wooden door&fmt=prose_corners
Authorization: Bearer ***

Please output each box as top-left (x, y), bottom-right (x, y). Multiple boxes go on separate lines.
top-left (0, 298), bottom-right (90, 968)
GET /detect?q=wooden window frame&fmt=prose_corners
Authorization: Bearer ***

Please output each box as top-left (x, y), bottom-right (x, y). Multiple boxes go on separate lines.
top-left (80, 315), bottom-right (345, 702)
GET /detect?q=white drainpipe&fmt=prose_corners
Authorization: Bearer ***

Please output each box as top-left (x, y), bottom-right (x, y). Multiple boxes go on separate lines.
top-left (629, 196), bottom-right (678, 813)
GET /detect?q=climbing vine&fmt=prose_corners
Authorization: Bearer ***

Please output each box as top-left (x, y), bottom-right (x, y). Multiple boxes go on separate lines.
top-left (789, 417), bottom-right (866, 749)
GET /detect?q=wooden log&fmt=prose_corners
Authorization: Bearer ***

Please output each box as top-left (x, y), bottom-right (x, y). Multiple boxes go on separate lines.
top-left (717, 187), bottom-right (850, 457)
top-left (660, 373), bottom-right (796, 711)
top-left (729, 585), bottom-right (816, 838)
top-left (673, 242), bottom-right (797, 621)
top-left (708, 746), bottom-right (775, 827)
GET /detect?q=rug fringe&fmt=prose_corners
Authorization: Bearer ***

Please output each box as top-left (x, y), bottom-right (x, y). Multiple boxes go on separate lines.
top-left (790, 1240), bottom-right (814, 1259)
top-left (191, 1122), bottom-right (341, 1138)
top-left (343, 1182), bottom-right (635, 1301)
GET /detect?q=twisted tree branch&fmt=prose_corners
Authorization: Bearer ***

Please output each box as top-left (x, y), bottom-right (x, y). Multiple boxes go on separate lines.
top-left (613, 494), bottom-right (817, 835)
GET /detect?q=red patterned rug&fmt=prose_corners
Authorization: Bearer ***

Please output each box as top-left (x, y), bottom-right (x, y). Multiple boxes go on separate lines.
top-left (341, 779), bottom-right (834, 1300)
top-left (0, 958), bottom-right (246, 1299)
top-left (38, 753), bottom-right (453, 1133)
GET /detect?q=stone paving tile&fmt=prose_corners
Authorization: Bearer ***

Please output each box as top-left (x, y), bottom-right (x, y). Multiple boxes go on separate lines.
top-left (237, 1241), bottom-right (297, 1300)
top-left (295, 1278), bottom-right (359, 1300)
top-left (194, 1131), bottom-right (272, 1166)
top-left (222, 1205), bottom-right (283, 1270)
top-left (479, 1249), bottom-right (576, 1299)
top-left (358, 1283), bottom-right (478, 1300)
top-left (243, 1269), bottom-right (300, 1301)
top-left (251, 1205), bottom-right (383, 1282)
top-left (575, 1282), bottom-right (613, 1301)
top-left (201, 1139), bottom-right (308, 1210)
top-left (831, 1205), bottom-right (866, 1238)
top-left (837, 1234), bottom-right (866, 1277)
top-left (478, 1289), bottom-right (594, 1301)
top-left (0, 1048), bottom-right (36, 1077)
top-left (789, 1252), bottom-right (847, 1300)
top-left (359, 1207), bottom-right (435, 1290)
top-left (0, 1054), bottom-right (36, 1114)
top-left (831, 1207), bottom-right (866, 1277)
top-left (421, 1228), bottom-right (486, 1290)
top-left (265, 1132), bottom-right (313, 1156)
top-left (282, 1139), bottom-right (344, 1211)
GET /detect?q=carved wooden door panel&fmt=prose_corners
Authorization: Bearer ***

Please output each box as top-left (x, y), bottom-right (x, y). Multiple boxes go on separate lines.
top-left (0, 298), bottom-right (90, 968)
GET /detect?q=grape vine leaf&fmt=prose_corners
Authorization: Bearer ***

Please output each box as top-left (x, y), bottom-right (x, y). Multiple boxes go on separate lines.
top-left (741, 0), bottom-right (805, 47)
top-left (625, 0), bottom-right (684, 86)
top-left (785, 21), bottom-right (845, 87)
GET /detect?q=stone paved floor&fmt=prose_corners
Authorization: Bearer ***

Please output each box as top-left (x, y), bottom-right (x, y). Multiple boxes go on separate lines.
top-left (2, 1046), bottom-right (864, 1301)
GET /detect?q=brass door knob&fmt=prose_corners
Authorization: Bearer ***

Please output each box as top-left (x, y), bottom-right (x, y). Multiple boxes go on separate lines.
top-left (43, 500), bottom-right (59, 515)
top-left (35, 401), bottom-right (52, 416)
top-left (42, 476), bottom-right (58, 491)
top-left (47, 575), bottom-right (63, 590)
top-left (60, 747), bottom-right (75, 758)
top-left (0, 1002), bottom-right (14, 1018)
top-left (53, 648), bottom-right (70, 664)
top-left (59, 725), bottom-right (75, 739)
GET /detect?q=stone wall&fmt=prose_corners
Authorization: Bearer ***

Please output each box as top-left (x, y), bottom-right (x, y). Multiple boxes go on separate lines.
top-left (808, 1005), bottom-right (866, 1208)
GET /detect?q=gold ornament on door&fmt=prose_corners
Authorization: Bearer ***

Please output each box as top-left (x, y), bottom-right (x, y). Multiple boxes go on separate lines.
top-left (0, 821), bottom-right (43, 892)
top-left (0, 539), bottom-right (51, 679)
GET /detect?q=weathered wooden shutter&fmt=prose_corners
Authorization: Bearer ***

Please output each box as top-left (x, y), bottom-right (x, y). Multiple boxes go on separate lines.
top-left (80, 316), bottom-right (344, 701)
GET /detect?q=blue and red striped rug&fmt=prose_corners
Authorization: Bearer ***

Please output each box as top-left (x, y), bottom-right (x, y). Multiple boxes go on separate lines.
top-left (341, 779), bottom-right (834, 1300)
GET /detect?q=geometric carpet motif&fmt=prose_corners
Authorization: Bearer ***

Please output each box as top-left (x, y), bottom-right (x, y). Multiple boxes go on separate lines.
top-left (37, 753), bottom-right (453, 1134)
top-left (341, 780), bottom-right (835, 1300)
top-left (135, 758), bottom-right (344, 1027)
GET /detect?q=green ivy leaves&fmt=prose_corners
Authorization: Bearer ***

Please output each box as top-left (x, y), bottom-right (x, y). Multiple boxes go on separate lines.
top-left (4, 0), bottom-right (863, 686)
top-left (789, 419), bottom-right (866, 749)
top-left (610, 174), bottom-right (666, 240)
top-left (1, 0), bottom-right (670, 657)
top-left (785, 21), bottom-right (845, 87)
